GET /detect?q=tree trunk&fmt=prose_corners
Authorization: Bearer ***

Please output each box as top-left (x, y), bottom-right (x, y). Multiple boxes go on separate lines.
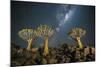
top-left (27, 39), bottom-right (33, 50)
top-left (76, 37), bottom-right (83, 49)
top-left (43, 37), bottom-right (49, 56)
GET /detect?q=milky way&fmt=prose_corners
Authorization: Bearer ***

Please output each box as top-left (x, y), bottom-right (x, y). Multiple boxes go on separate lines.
top-left (56, 5), bottom-right (75, 32)
top-left (49, 5), bottom-right (76, 46)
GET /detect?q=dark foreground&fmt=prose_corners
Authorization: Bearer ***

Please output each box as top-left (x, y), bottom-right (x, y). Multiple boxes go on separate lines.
top-left (11, 43), bottom-right (95, 66)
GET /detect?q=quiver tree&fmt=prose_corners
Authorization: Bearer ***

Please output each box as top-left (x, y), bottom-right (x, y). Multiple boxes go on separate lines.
top-left (34, 25), bottom-right (54, 56)
top-left (18, 29), bottom-right (36, 50)
top-left (68, 28), bottom-right (86, 49)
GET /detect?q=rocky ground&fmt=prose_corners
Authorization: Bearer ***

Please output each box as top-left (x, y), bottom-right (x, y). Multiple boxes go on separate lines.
top-left (11, 43), bottom-right (95, 66)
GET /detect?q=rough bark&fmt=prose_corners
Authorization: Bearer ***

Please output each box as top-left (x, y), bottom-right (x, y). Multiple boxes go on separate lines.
top-left (76, 37), bottom-right (83, 49)
top-left (27, 39), bottom-right (33, 50)
top-left (43, 37), bottom-right (49, 56)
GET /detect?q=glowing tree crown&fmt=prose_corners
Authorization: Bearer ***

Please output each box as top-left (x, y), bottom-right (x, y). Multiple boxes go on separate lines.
top-left (18, 29), bottom-right (36, 41)
top-left (34, 25), bottom-right (54, 38)
top-left (68, 28), bottom-right (86, 38)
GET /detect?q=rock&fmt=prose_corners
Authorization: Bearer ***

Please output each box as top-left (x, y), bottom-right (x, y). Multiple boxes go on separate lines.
top-left (11, 43), bottom-right (95, 66)
top-left (41, 58), bottom-right (47, 64)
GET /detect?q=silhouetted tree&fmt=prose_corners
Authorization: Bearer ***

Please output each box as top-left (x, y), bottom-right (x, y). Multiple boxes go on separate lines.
top-left (34, 25), bottom-right (54, 56)
top-left (68, 28), bottom-right (86, 49)
top-left (18, 29), bottom-right (36, 50)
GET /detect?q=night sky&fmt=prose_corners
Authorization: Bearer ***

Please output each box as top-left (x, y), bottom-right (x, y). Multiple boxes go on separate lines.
top-left (11, 1), bottom-right (95, 48)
